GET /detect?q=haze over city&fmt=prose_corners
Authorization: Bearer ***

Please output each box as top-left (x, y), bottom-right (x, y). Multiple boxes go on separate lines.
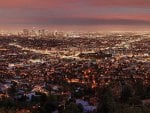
top-left (0, 0), bottom-right (150, 31)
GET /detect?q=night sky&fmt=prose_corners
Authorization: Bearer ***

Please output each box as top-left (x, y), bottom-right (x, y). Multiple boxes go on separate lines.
top-left (0, 0), bottom-right (150, 31)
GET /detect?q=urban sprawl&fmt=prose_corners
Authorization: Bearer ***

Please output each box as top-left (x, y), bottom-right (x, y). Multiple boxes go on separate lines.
top-left (0, 30), bottom-right (150, 113)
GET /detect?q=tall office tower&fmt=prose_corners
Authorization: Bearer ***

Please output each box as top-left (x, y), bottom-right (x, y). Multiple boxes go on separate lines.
top-left (23, 29), bottom-right (29, 37)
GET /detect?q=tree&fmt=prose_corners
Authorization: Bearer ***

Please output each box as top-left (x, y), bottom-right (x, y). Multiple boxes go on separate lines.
top-left (43, 101), bottom-right (58, 113)
top-left (145, 85), bottom-right (150, 98)
top-left (134, 79), bottom-right (145, 99)
top-left (97, 86), bottom-right (115, 113)
top-left (63, 102), bottom-right (83, 113)
top-left (120, 84), bottom-right (132, 103)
